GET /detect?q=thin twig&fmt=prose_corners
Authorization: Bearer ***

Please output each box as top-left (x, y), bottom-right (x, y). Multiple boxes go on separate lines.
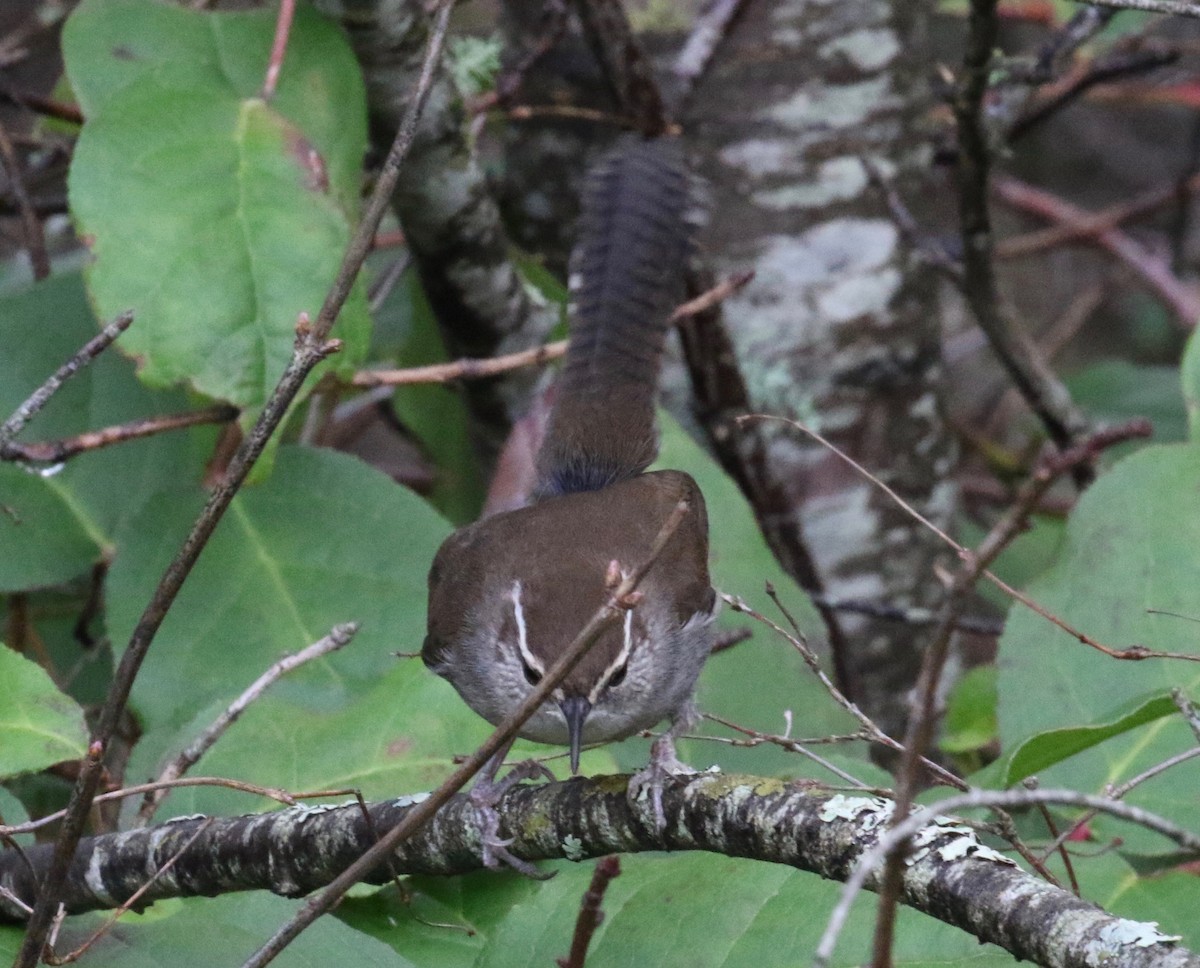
top-left (13, 0), bottom-right (457, 959)
top-left (239, 499), bottom-right (692, 968)
top-left (1075, 0), bottom-right (1200, 16)
top-left (744, 414), bottom-right (1196, 663)
top-left (137, 624), bottom-right (359, 825)
top-left (668, 0), bottom-right (750, 113)
top-left (0, 120), bottom-right (49, 279)
top-left (997, 171), bottom-right (1200, 259)
top-left (1010, 45), bottom-right (1177, 142)
top-left (702, 714), bottom-right (872, 788)
top-left (721, 593), bottom-right (966, 792)
top-left (556, 856), bottom-right (621, 968)
top-left (351, 340), bottom-right (567, 388)
top-left (994, 174), bottom-right (1200, 327)
top-left (0, 312), bottom-right (133, 450)
top-left (348, 271), bottom-right (752, 388)
top-left (261, 0), bottom-right (296, 99)
top-left (814, 787), bottom-right (1200, 968)
top-left (1172, 688), bottom-right (1200, 744)
top-left (2, 776), bottom-right (308, 837)
top-left (1, 405), bottom-right (239, 463)
top-left (951, 0), bottom-right (1090, 463)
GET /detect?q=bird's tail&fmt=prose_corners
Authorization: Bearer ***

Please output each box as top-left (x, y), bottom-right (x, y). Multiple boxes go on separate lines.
top-left (535, 137), bottom-right (692, 497)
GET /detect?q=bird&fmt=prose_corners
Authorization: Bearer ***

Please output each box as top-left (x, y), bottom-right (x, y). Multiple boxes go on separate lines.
top-left (423, 136), bottom-right (715, 844)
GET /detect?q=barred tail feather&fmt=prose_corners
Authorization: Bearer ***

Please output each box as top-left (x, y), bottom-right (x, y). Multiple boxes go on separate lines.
top-left (535, 137), bottom-right (691, 497)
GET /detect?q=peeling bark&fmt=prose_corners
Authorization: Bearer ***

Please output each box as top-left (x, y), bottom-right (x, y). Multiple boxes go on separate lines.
top-left (1, 776), bottom-right (1194, 968)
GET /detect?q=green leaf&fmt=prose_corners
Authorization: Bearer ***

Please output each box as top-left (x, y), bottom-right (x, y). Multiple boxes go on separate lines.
top-left (0, 893), bottom-right (403, 967)
top-left (1067, 361), bottom-right (1186, 452)
top-left (980, 691), bottom-right (1176, 789)
top-left (339, 853), bottom-right (1020, 968)
top-left (0, 273), bottom-right (212, 592)
top-left (106, 445), bottom-right (459, 794)
top-left (997, 443), bottom-right (1200, 851)
top-left (941, 665), bottom-right (998, 754)
top-left (0, 647), bottom-right (88, 778)
top-left (375, 270), bottom-right (485, 525)
top-left (1182, 325), bottom-right (1200, 440)
top-left (65, 0), bottom-right (369, 412)
top-left (0, 466), bottom-right (103, 592)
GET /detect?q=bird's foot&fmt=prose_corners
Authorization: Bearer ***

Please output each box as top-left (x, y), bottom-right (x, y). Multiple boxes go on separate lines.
top-left (469, 757), bottom-right (556, 879)
top-left (627, 734), bottom-right (696, 833)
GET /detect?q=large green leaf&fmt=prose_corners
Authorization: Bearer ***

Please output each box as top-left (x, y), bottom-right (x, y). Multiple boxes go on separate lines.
top-left (106, 446), bottom-right (454, 786)
top-left (979, 691), bottom-right (1176, 789)
top-left (997, 443), bottom-right (1200, 852)
top-left (0, 647), bottom-right (88, 778)
top-left (0, 273), bottom-right (212, 592)
top-left (339, 853), bottom-right (1021, 968)
top-left (65, 0), bottom-right (369, 413)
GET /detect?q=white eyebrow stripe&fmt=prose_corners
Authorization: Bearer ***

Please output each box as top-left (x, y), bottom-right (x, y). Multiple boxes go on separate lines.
top-left (589, 608), bottom-right (635, 704)
top-left (511, 581), bottom-right (544, 674)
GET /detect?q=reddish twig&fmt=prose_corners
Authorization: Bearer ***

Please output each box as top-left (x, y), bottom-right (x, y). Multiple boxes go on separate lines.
top-left (261, 0), bottom-right (296, 99)
top-left (556, 857), bottom-right (621, 968)
top-left (994, 175), bottom-right (1200, 327)
top-left (1, 405), bottom-right (239, 463)
top-left (997, 171), bottom-right (1200, 259)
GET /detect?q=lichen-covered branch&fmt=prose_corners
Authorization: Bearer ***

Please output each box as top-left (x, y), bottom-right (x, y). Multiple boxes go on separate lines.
top-left (2, 775), bottom-right (1195, 968)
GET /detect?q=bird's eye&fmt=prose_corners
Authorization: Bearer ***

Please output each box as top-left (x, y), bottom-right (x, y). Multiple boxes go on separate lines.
top-left (607, 664), bottom-right (627, 688)
top-left (522, 662), bottom-right (543, 686)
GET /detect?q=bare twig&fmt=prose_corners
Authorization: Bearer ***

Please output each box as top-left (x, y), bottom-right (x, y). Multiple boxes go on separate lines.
top-left (2, 777), bottom-right (309, 837)
top-left (744, 415), bottom-right (1197, 663)
top-left (1, 405), bottom-right (239, 464)
top-left (347, 271), bottom-right (751, 389)
top-left (0, 84), bottom-right (83, 125)
top-left (1009, 45), bottom-right (1178, 142)
top-left (13, 0), bottom-right (457, 960)
top-left (721, 593), bottom-right (965, 792)
top-left (351, 340), bottom-right (568, 388)
top-left (994, 174), bottom-right (1200, 327)
top-left (0, 312), bottom-right (133, 451)
top-left (569, 0), bottom-right (671, 136)
top-left (997, 171), bottom-right (1200, 259)
top-left (1172, 688), bottom-right (1200, 743)
top-left (1075, 0), bottom-right (1200, 16)
top-left (262, 0), bottom-right (296, 99)
top-left (137, 624), bottom-right (359, 825)
top-left (557, 856), bottom-right (621, 968)
top-left (951, 0), bottom-right (1090, 464)
top-left (239, 499), bottom-right (692, 967)
top-left (668, 0), bottom-right (750, 112)
top-left (702, 713), bottom-right (873, 788)
top-left (0, 121), bottom-right (49, 279)
top-left (668, 268), bottom-right (754, 321)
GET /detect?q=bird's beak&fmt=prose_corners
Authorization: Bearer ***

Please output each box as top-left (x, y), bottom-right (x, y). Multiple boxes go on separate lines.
top-left (559, 695), bottom-right (592, 774)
